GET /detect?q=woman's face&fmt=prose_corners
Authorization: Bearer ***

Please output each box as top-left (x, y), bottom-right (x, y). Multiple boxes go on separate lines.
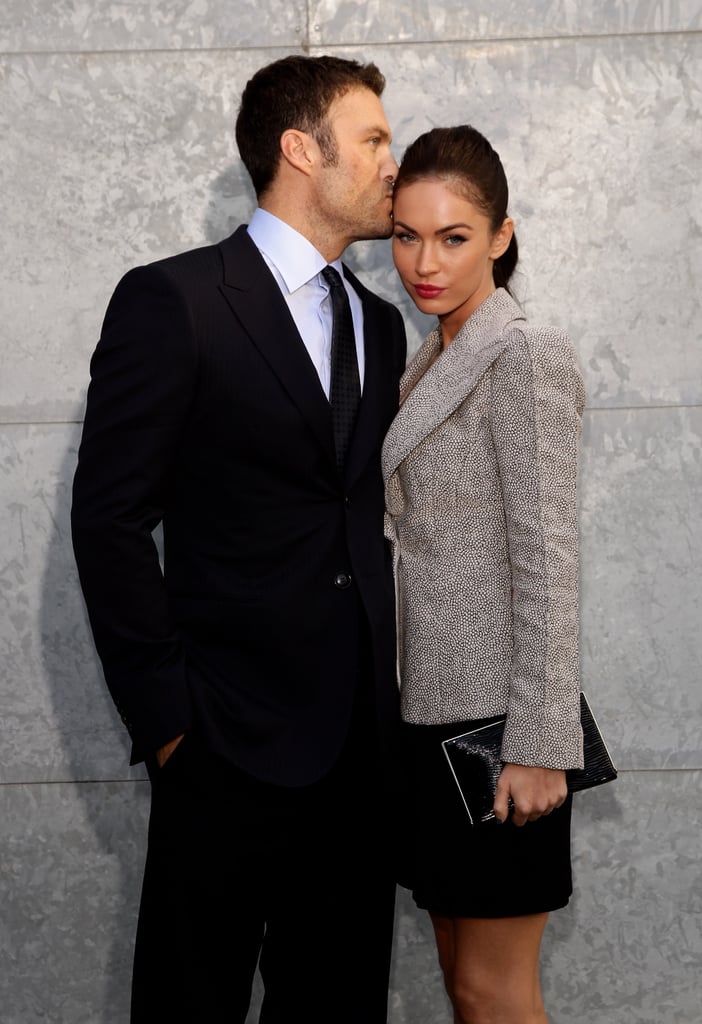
top-left (392, 178), bottom-right (512, 344)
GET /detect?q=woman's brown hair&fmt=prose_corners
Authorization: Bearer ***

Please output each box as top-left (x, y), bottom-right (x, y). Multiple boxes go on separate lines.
top-left (395, 125), bottom-right (518, 292)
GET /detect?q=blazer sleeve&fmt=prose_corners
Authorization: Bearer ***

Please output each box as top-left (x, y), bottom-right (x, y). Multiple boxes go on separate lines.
top-left (71, 264), bottom-right (198, 760)
top-left (489, 325), bottom-right (586, 769)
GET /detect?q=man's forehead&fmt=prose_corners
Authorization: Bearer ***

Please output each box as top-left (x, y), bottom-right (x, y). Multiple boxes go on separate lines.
top-left (328, 87), bottom-right (391, 133)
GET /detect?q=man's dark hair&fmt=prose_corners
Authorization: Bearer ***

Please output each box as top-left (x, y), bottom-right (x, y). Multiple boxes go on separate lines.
top-left (235, 55), bottom-right (386, 199)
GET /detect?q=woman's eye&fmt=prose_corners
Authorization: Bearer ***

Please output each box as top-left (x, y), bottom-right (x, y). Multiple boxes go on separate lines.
top-left (445, 234), bottom-right (466, 246)
top-left (394, 231), bottom-right (416, 243)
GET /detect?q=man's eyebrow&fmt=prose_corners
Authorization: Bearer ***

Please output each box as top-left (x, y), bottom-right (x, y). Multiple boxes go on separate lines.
top-left (365, 125), bottom-right (391, 141)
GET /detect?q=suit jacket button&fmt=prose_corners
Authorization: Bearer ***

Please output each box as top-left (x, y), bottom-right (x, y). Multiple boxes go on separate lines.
top-left (334, 572), bottom-right (352, 589)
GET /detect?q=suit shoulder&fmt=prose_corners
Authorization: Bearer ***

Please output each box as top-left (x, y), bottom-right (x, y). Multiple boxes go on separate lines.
top-left (148, 237), bottom-right (228, 289)
top-left (113, 229), bottom-right (246, 298)
top-left (101, 235), bottom-right (240, 343)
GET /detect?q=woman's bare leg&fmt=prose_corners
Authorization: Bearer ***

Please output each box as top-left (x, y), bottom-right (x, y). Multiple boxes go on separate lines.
top-left (430, 912), bottom-right (550, 1024)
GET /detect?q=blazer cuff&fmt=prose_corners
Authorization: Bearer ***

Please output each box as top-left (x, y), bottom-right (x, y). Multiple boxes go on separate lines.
top-left (501, 712), bottom-right (584, 770)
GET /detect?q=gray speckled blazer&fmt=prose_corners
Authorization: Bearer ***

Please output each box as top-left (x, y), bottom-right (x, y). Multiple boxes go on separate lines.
top-left (382, 289), bottom-right (586, 769)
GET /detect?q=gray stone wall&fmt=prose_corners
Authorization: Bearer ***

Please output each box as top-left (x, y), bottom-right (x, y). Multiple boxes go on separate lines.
top-left (1, 2), bottom-right (700, 1021)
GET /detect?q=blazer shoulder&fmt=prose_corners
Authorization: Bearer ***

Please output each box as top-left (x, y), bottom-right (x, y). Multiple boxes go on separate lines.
top-left (503, 319), bottom-right (572, 351)
top-left (500, 319), bottom-right (582, 372)
top-left (497, 320), bottom-right (586, 409)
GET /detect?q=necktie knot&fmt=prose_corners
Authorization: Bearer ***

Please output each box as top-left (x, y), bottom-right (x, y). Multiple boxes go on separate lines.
top-left (322, 265), bottom-right (360, 473)
top-left (321, 264), bottom-right (344, 291)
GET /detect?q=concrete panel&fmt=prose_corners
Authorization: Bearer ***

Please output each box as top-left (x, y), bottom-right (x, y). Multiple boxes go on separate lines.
top-left (0, 423), bottom-right (145, 784)
top-left (0, 0), bottom-right (306, 52)
top-left (3, 34), bottom-right (700, 420)
top-left (0, 48), bottom-right (287, 423)
top-left (339, 33), bottom-right (702, 401)
top-left (579, 406), bottom-right (702, 771)
top-left (1, 780), bottom-right (149, 1024)
top-left (310, 0), bottom-right (702, 45)
top-left (389, 886), bottom-right (451, 1023)
top-left (541, 770), bottom-right (702, 1023)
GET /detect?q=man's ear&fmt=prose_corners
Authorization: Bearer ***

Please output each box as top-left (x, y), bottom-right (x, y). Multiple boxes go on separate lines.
top-left (490, 217), bottom-right (514, 260)
top-left (279, 129), bottom-right (318, 176)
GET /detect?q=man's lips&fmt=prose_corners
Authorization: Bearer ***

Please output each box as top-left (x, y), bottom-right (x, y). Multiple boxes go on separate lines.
top-left (413, 284), bottom-right (445, 299)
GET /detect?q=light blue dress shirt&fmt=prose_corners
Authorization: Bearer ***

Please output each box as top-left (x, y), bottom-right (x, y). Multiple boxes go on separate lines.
top-left (247, 207), bottom-right (365, 397)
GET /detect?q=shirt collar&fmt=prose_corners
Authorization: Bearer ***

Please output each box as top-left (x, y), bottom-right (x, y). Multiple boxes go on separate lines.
top-left (248, 208), bottom-right (344, 294)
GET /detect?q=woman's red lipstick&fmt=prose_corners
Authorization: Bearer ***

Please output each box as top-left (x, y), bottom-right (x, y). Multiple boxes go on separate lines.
top-left (414, 284), bottom-right (445, 299)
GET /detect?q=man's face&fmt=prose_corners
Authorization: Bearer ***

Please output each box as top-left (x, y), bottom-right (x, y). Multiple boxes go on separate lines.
top-left (313, 87), bottom-right (398, 246)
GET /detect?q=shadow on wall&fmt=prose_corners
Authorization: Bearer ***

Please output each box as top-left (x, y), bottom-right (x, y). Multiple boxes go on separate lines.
top-left (32, 165), bottom-right (257, 1023)
top-left (40, 433), bottom-right (149, 1024)
top-left (203, 162), bottom-right (256, 245)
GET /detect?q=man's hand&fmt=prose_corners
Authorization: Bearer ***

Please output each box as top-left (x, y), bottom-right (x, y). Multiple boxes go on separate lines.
top-left (156, 733), bottom-right (185, 768)
top-left (494, 764), bottom-right (567, 827)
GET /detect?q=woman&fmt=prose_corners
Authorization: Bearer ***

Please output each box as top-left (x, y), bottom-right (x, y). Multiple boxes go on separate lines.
top-left (383, 125), bottom-right (586, 1023)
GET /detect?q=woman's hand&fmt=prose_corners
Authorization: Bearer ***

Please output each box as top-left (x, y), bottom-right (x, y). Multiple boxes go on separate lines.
top-left (156, 732), bottom-right (185, 768)
top-left (494, 763), bottom-right (567, 826)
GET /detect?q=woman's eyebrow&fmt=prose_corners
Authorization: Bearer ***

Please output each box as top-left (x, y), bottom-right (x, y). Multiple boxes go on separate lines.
top-left (393, 220), bottom-right (473, 234)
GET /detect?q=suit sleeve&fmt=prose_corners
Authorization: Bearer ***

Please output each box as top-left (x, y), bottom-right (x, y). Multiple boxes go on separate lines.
top-left (392, 306), bottom-right (408, 378)
top-left (71, 264), bottom-right (198, 760)
top-left (489, 325), bottom-right (586, 769)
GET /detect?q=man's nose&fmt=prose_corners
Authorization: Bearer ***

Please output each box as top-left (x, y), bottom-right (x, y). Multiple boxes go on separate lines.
top-left (384, 151), bottom-right (399, 181)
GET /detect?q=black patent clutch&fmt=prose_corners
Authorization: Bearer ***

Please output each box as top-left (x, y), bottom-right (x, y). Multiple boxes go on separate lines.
top-left (441, 692), bottom-right (618, 825)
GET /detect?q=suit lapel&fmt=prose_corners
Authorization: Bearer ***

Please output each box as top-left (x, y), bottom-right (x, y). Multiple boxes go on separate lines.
top-left (217, 226), bottom-right (336, 467)
top-left (382, 289), bottom-right (526, 481)
top-left (344, 277), bottom-right (386, 487)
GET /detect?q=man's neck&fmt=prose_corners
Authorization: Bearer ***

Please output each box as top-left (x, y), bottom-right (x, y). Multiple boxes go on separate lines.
top-left (259, 196), bottom-right (346, 265)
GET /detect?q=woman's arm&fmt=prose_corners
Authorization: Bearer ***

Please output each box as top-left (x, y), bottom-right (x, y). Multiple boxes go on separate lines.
top-left (489, 324), bottom-right (586, 774)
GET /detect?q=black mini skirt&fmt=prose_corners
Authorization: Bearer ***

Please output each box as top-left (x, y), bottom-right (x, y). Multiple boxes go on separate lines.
top-left (396, 719), bottom-right (574, 918)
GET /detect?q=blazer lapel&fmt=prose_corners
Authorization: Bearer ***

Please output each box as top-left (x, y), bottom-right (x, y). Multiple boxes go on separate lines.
top-left (217, 226), bottom-right (336, 467)
top-left (382, 289), bottom-right (526, 481)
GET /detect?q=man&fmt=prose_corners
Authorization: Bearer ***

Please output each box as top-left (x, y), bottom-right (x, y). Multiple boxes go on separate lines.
top-left (71, 54), bottom-right (406, 1023)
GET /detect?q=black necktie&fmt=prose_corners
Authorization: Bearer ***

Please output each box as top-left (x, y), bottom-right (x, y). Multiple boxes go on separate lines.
top-left (322, 265), bottom-right (361, 472)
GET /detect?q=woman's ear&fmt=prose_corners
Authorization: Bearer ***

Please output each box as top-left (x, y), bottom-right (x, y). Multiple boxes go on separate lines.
top-left (279, 129), bottom-right (318, 176)
top-left (490, 217), bottom-right (514, 260)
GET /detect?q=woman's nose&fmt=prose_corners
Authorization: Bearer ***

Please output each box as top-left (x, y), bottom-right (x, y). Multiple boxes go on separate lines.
top-left (416, 246), bottom-right (437, 276)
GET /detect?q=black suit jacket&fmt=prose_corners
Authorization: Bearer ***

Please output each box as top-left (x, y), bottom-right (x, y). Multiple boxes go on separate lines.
top-left (71, 226), bottom-right (407, 786)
